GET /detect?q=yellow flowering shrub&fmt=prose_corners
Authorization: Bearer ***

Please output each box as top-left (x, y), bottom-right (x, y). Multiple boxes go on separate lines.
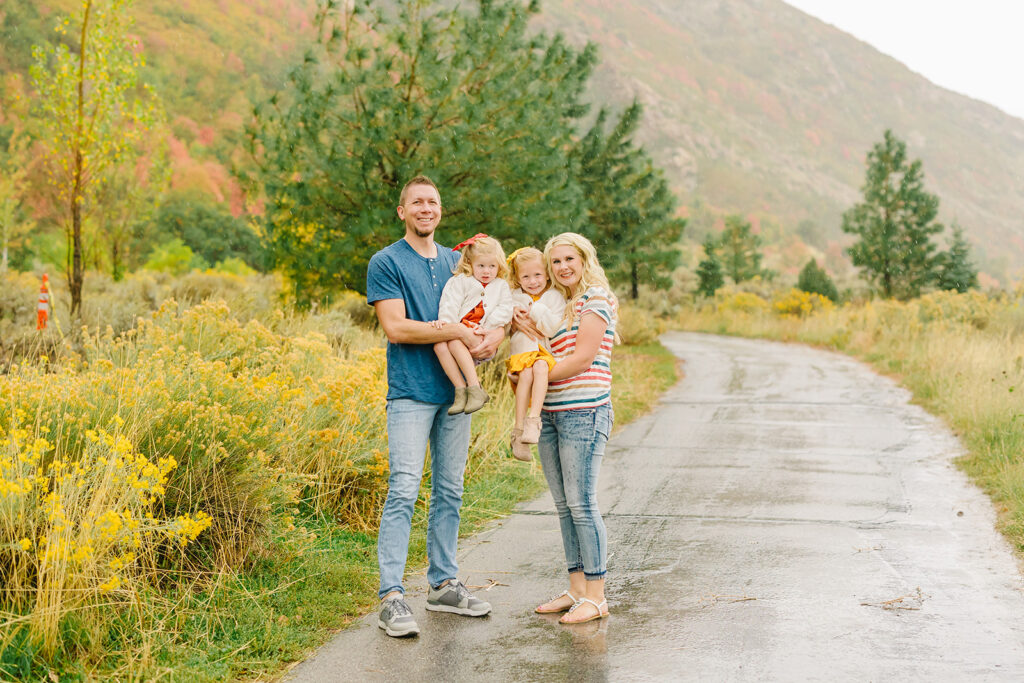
top-left (716, 290), bottom-right (770, 314)
top-left (0, 415), bottom-right (210, 653)
top-left (773, 288), bottom-right (835, 318)
top-left (0, 293), bottom-right (466, 662)
top-left (2, 301), bottom-right (398, 567)
top-left (913, 290), bottom-right (999, 329)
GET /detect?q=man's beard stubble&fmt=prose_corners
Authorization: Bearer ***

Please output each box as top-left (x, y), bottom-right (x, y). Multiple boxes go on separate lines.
top-left (412, 225), bottom-right (435, 238)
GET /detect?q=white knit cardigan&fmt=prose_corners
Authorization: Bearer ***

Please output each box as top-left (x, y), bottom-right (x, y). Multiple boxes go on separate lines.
top-left (437, 274), bottom-right (514, 329)
top-left (508, 288), bottom-right (566, 357)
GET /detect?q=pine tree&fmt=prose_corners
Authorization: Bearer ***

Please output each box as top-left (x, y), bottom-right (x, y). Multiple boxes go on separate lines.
top-left (248, 0), bottom-right (596, 302)
top-left (842, 130), bottom-right (944, 300)
top-left (797, 259), bottom-right (839, 302)
top-left (696, 235), bottom-right (724, 297)
top-left (575, 102), bottom-right (685, 299)
top-left (935, 224), bottom-right (978, 292)
top-left (718, 215), bottom-right (763, 283)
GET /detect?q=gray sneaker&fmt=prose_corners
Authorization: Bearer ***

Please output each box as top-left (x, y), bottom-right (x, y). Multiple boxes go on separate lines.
top-left (378, 596), bottom-right (420, 637)
top-left (426, 579), bottom-right (492, 616)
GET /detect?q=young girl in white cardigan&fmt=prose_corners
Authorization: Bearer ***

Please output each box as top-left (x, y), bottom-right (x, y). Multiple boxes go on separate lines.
top-left (505, 247), bottom-right (565, 461)
top-left (434, 234), bottom-right (514, 415)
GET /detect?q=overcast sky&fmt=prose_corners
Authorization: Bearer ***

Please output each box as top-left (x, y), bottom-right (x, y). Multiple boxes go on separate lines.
top-left (783, 0), bottom-right (1024, 121)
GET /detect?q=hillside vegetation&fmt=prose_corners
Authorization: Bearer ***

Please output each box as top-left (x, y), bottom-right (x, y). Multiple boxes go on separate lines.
top-left (1, 0), bottom-right (314, 218)
top-left (540, 0), bottom-right (1024, 281)
top-left (5, 0), bottom-right (1022, 284)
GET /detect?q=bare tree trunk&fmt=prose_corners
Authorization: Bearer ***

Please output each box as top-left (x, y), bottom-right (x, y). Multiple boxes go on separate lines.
top-left (70, 156), bottom-right (84, 316)
top-left (1, 201), bottom-right (9, 274)
top-left (70, 1), bottom-right (93, 318)
top-left (112, 239), bottom-right (122, 282)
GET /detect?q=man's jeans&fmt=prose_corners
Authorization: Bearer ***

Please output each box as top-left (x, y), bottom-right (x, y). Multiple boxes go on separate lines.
top-left (378, 398), bottom-right (472, 598)
top-left (537, 403), bottom-right (613, 579)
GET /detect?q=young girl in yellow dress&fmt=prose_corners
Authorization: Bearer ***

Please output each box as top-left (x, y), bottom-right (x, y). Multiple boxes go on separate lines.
top-left (434, 234), bottom-right (514, 415)
top-left (505, 247), bottom-right (566, 461)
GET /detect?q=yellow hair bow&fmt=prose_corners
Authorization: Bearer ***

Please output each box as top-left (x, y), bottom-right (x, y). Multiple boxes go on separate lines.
top-left (506, 247), bottom-right (529, 267)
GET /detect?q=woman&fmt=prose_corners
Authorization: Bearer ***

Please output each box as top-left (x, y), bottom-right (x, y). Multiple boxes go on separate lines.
top-left (515, 232), bottom-right (617, 625)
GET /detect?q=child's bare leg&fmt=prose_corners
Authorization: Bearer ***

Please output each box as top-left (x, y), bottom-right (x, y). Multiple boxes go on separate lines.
top-left (448, 339), bottom-right (480, 386)
top-left (520, 360), bottom-right (546, 444)
top-left (514, 366), bottom-right (535, 430)
top-left (528, 360), bottom-right (548, 418)
top-left (434, 341), bottom-right (466, 388)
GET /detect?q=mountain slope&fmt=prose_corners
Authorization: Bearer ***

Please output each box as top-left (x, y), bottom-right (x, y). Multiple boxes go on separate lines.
top-left (540, 0), bottom-right (1024, 280)
top-left (1, 0), bottom-right (315, 213)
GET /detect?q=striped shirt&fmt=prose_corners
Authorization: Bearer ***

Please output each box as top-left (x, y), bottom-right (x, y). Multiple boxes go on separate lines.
top-left (543, 286), bottom-right (617, 412)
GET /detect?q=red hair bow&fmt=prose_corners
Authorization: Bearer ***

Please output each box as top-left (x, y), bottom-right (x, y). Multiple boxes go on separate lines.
top-left (452, 233), bottom-right (488, 251)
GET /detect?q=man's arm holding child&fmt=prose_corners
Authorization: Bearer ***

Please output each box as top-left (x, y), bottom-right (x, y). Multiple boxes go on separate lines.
top-left (470, 326), bottom-right (505, 360)
top-left (375, 299), bottom-right (480, 348)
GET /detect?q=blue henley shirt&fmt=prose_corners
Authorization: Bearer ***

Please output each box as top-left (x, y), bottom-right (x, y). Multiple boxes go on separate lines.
top-left (366, 238), bottom-right (460, 403)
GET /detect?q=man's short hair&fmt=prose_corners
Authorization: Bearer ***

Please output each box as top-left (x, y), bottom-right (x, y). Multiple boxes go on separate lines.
top-left (399, 175), bottom-right (439, 205)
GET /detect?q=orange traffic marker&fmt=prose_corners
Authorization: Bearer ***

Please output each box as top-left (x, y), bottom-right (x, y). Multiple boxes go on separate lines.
top-left (37, 273), bottom-right (50, 330)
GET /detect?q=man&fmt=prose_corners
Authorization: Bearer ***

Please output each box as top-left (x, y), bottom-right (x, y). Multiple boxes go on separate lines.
top-left (366, 175), bottom-right (504, 637)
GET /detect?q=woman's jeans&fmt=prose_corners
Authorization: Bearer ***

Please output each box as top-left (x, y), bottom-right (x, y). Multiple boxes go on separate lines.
top-left (378, 399), bottom-right (472, 598)
top-left (537, 403), bottom-right (613, 579)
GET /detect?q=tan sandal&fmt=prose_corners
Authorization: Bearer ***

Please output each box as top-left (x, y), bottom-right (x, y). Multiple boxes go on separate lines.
top-left (559, 597), bottom-right (608, 624)
top-left (534, 590), bottom-right (576, 614)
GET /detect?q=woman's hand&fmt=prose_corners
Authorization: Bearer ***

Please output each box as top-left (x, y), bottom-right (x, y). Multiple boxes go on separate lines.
top-left (510, 308), bottom-right (544, 341)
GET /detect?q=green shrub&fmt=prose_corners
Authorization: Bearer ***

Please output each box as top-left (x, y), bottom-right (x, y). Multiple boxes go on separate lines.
top-left (797, 259), bottom-right (839, 302)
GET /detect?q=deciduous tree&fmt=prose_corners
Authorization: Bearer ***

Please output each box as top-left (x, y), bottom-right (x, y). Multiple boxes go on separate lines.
top-left (149, 193), bottom-right (264, 271)
top-left (93, 132), bottom-right (170, 280)
top-left (30, 0), bottom-right (159, 314)
top-left (0, 77), bottom-right (35, 274)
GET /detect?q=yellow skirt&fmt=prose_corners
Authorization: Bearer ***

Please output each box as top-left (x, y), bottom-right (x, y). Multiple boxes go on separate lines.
top-left (506, 348), bottom-right (556, 374)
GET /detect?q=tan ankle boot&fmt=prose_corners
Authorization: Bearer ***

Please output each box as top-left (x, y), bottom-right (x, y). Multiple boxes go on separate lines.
top-left (447, 387), bottom-right (468, 415)
top-left (520, 415), bottom-right (542, 444)
top-left (463, 385), bottom-right (490, 414)
top-left (510, 428), bottom-right (532, 461)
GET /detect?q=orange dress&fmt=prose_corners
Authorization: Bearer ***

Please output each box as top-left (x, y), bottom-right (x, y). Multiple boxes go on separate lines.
top-left (460, 300), bottom-right (485, 328)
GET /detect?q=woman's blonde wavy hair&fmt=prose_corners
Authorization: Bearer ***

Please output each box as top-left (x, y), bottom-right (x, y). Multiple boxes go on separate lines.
top-left (543, 232), bottom-right (618, 332)
top-left (453, 236), bottom-right (509, 280)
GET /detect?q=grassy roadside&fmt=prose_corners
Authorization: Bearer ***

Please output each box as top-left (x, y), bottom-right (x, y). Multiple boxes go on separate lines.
top-left (135, 342), bottom-right (680, 681)
top-left (673, 291), bottom-right (1024, 560)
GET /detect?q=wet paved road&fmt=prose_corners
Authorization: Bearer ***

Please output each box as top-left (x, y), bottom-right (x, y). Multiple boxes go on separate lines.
top-left (285, 332), bottom-right (1024, 681)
